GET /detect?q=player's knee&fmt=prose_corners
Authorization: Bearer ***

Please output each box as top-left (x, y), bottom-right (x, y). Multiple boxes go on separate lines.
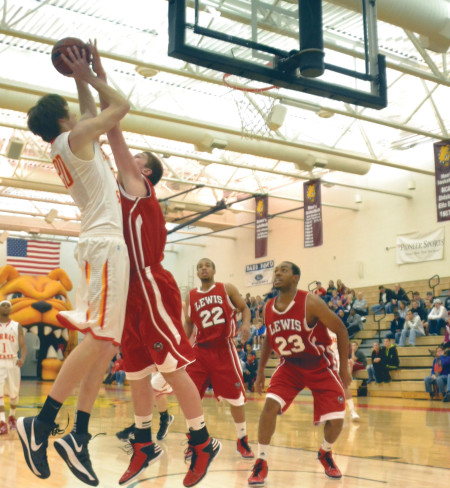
top-left (263, 398), bottom-right (281, 417)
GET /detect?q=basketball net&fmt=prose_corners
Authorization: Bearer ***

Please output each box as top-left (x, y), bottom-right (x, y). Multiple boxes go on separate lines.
top-left (223, 74), bottom-right (279, 139)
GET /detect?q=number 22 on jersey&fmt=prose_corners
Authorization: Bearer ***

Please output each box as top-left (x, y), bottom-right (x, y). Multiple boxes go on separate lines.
top-left (199, 306), bottom-right (226, 328)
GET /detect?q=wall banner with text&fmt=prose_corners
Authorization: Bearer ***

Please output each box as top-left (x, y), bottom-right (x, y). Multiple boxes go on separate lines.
top-left (303, 179), bottom-right (323, 248)
top-left (434, 140), bottom-right (450, 222)
top-left (396, 228), bottom-right (444, 264)
top-left (245, 260), bottom-right (274, 287)
top-left (255, 195), bottom-right (269, 258)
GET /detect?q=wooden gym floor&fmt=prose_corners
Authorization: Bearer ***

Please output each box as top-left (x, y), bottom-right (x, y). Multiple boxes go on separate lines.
top-left (0, 380), bottom-right (448, 487)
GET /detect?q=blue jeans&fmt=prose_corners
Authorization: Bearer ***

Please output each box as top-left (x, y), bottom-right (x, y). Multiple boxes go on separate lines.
top-left (399, 327), bottom-right (425, 346)
top-left (429, 318), bottom-right (446, 335)
top-left (367, 365), bottom-right (376, 383)
top-left (424, 374), bottom-right (449, 394)
top-left (115, 371), bottom-right (126, 385)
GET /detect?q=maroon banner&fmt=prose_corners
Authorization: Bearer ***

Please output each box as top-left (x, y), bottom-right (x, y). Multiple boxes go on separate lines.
top-left (304, 179), bottom-right (323, 248)
top-left (255, 195), bottom-right (268, 258)
top-left (434, 140), bottom-right (450, 222)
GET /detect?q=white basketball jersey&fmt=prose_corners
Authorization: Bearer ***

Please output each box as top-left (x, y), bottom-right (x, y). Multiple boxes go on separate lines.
top-left (0, 320), bottom-right (19, 360)
top-left (50, 132), bottom-right (122, 235)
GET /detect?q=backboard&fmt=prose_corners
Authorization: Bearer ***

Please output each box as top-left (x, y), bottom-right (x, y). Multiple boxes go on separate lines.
top-left (168, 0), bottom-right (387, 109)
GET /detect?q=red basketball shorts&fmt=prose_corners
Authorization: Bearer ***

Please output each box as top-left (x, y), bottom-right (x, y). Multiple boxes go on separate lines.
top-left (122, 265), bottom-right (194, 379)
top-left (186, 338), bottom-right (246, 406)
top-left (267, 358), bottom-right (346, 424)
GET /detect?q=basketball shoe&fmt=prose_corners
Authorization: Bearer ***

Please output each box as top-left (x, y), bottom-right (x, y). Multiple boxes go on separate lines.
top-left (8, 415), bottom-right (17, 431)
top-left (156, 414), bottom-right (174, 441)
top-left (248, 458), bottom-right (268, 486)
top-left (0, 420), bottom-right (8, 435)
top-left (17, 416), bottom-right (61, 479)
top-left (54, 432), bottom-right (99, 486)
top-left (116, 423), bottom-right (135, 441)
top-left (119, 439), bottom-right (163, 485)
top-left (317, 448), bottom-right (342, 479)
top-left (183, 436), bottom-right (221, 487)
top-left (237, 435), bottom-right (255, 459)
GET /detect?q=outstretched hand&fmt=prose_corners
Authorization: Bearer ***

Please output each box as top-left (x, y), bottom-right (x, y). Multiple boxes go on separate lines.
top-left (89, 39), bottom-right (106, 81)
top-left (60, 46), bottom-right (94, 81)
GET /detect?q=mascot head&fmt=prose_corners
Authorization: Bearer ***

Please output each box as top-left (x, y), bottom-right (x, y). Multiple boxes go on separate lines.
top-left (0, 265), bottom-right (77, 380)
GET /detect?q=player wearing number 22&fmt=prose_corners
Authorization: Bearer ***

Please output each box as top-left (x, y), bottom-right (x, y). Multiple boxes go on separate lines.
top-left (248, 261), bottom-right (351, 487)
top-left (185, 258), bottom-right (255, 460)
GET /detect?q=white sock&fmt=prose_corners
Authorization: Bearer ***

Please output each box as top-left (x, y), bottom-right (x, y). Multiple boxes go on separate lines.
top-left (0, 412), bottom-right (5, 422)
top-left (186, 415), bottom-right (206, 431)
top-left (321, 439), bottom-right (333, 452)
top-left (9, 407), bottom-right (16, 417)
top-left (135, 414), bottom-right (152, 430)
top-left (347, 399), bottom-right (355, 411)
top-left (257, 443), bottom-right (270, 460)
top-left (235, 421), bottom-right (247, 439)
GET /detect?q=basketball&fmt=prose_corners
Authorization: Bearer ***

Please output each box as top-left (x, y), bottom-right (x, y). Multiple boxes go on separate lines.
top-left (51, 37), bottom-right (90, 76)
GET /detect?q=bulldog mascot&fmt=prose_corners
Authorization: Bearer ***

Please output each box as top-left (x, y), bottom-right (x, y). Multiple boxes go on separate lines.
top-left (0, 265), bottom-right (77, 380)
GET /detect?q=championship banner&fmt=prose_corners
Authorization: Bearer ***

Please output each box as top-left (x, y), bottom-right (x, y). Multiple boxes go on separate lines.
top-left (255, 195), bottom-right (269, 258)
top-left (303, 179), bottom-right (323, 248)
top-left (434, 140), bottom-right (450, 222)
top-left (396, 228), bottom-right (444, 264)
top-left (246, 260), bottom-right (274, 287)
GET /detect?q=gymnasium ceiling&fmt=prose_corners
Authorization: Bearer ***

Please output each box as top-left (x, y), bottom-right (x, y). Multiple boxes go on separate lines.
top-left (0, 0), bottom-right (448, 242)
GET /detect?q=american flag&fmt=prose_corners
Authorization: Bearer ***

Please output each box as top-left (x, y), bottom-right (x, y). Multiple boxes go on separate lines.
top-left (6, 238), bottom-right (60, 275)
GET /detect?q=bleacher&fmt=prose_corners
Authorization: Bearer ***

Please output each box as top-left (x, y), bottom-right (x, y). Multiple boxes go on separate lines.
top-left (261, 276), bottom-right (449, 399)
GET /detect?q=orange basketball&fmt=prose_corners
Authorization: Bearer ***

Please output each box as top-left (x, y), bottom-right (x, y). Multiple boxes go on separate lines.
top-left (51, 37), bottom-right (90, 76)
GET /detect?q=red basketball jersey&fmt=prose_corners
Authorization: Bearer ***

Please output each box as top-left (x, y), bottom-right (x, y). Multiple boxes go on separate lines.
top-left (188, 282), bottom-right (237, 344)
top-left (120, 178), bottom-right (167, 272)
top-left (265, 289), bottom-right (333, 370)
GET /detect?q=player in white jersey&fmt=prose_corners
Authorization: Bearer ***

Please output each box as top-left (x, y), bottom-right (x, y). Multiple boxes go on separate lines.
top-left (18, 43), bottom-right (130, 486)
top-left (328, 330), bottom-right (360, 421)
top-left (0, 300), bottom-right (27, 435)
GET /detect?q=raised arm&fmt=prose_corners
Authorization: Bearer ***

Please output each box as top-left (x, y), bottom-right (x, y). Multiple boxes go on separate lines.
top-left (61, 46), bottom-right (130, 158)
top-left (225, 283), bottom-right (251, 343)
top-left (89, 41), bottom-right (146, 196)
top-left (306, 293), bottom-right (351, 388)
top-left (75, 79), bottom-right (97, 120)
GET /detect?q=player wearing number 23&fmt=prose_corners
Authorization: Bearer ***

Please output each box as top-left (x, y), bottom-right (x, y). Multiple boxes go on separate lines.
top-left (248, 261), bottom-right (350, 486)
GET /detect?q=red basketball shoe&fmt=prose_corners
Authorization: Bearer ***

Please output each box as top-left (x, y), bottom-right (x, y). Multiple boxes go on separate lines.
top-left (237, 435), bottom-right (255, 459)
top-left (8, 416), bottom-right (17, 431)
top-left (0, 420), bottom-right (8, 435)
top-left (317, 448), bottom-right (342, 479)
top-left (119, 440), bottom-right (163, 485)
top-left (248, 458), bottom-right (268, 486)
top-left (183, 436), bottom-right (221, 487)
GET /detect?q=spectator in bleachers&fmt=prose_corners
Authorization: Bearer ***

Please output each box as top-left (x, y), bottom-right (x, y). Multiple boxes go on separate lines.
top-left (336, 279), bottom-right (347, 296)
top-left (252, 318), bottom-right (266, 351)
top-left (340, 292), bottom-right (352, 313)
top-left (346, 310), bottom-right (363, 339)
top-left (392, 283), bottom-right (410, 306)
top-left (372, 285), bottom-right (394, 314)
top-left (242, 352), bottom-right (258, 392)
top-left (367, 341), bottom-right (390, 383)
top-left (254, 295), bottom-right (264, 320)
top-left (444, 289), bottom-right (450, 312)
top-left (397, 300), bottom-right (409, 320)
top-left (337, 309), bottom-right (348, 327)
top-left (426, 291), bottom-right (434, 301)
top-left (411, 300), bottom-right (427, 322)
top-left (350, 342), bottom-right (367, 373)
top-left (386, 312), bottom-right (404, 344)
top-left (399, 310), bottom-right (425, 346)
top-left (326, 280), bottom-right (336, 295)
top-left (412, 291), bottom-right (426, 311)
top-left (352, 291), bottom-right (368, 316)
top-left (427, 299), bottom-right (448, 336)
top-left (424, 346), bottom-right (450, 401)
top-left (245, 293), bottom-right (251, 308)
top-left (236, 343), bottom-right (246, 363)
top-left (329, 289), bottom-right (340, 310)
top-left (313, 281), bottom-right (327, 298)
top-left (383, 337), bottom-right (399, 379)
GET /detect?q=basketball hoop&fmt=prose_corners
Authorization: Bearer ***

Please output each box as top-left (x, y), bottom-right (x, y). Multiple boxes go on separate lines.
top-left (223, 73), bottom-right (279, 139)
